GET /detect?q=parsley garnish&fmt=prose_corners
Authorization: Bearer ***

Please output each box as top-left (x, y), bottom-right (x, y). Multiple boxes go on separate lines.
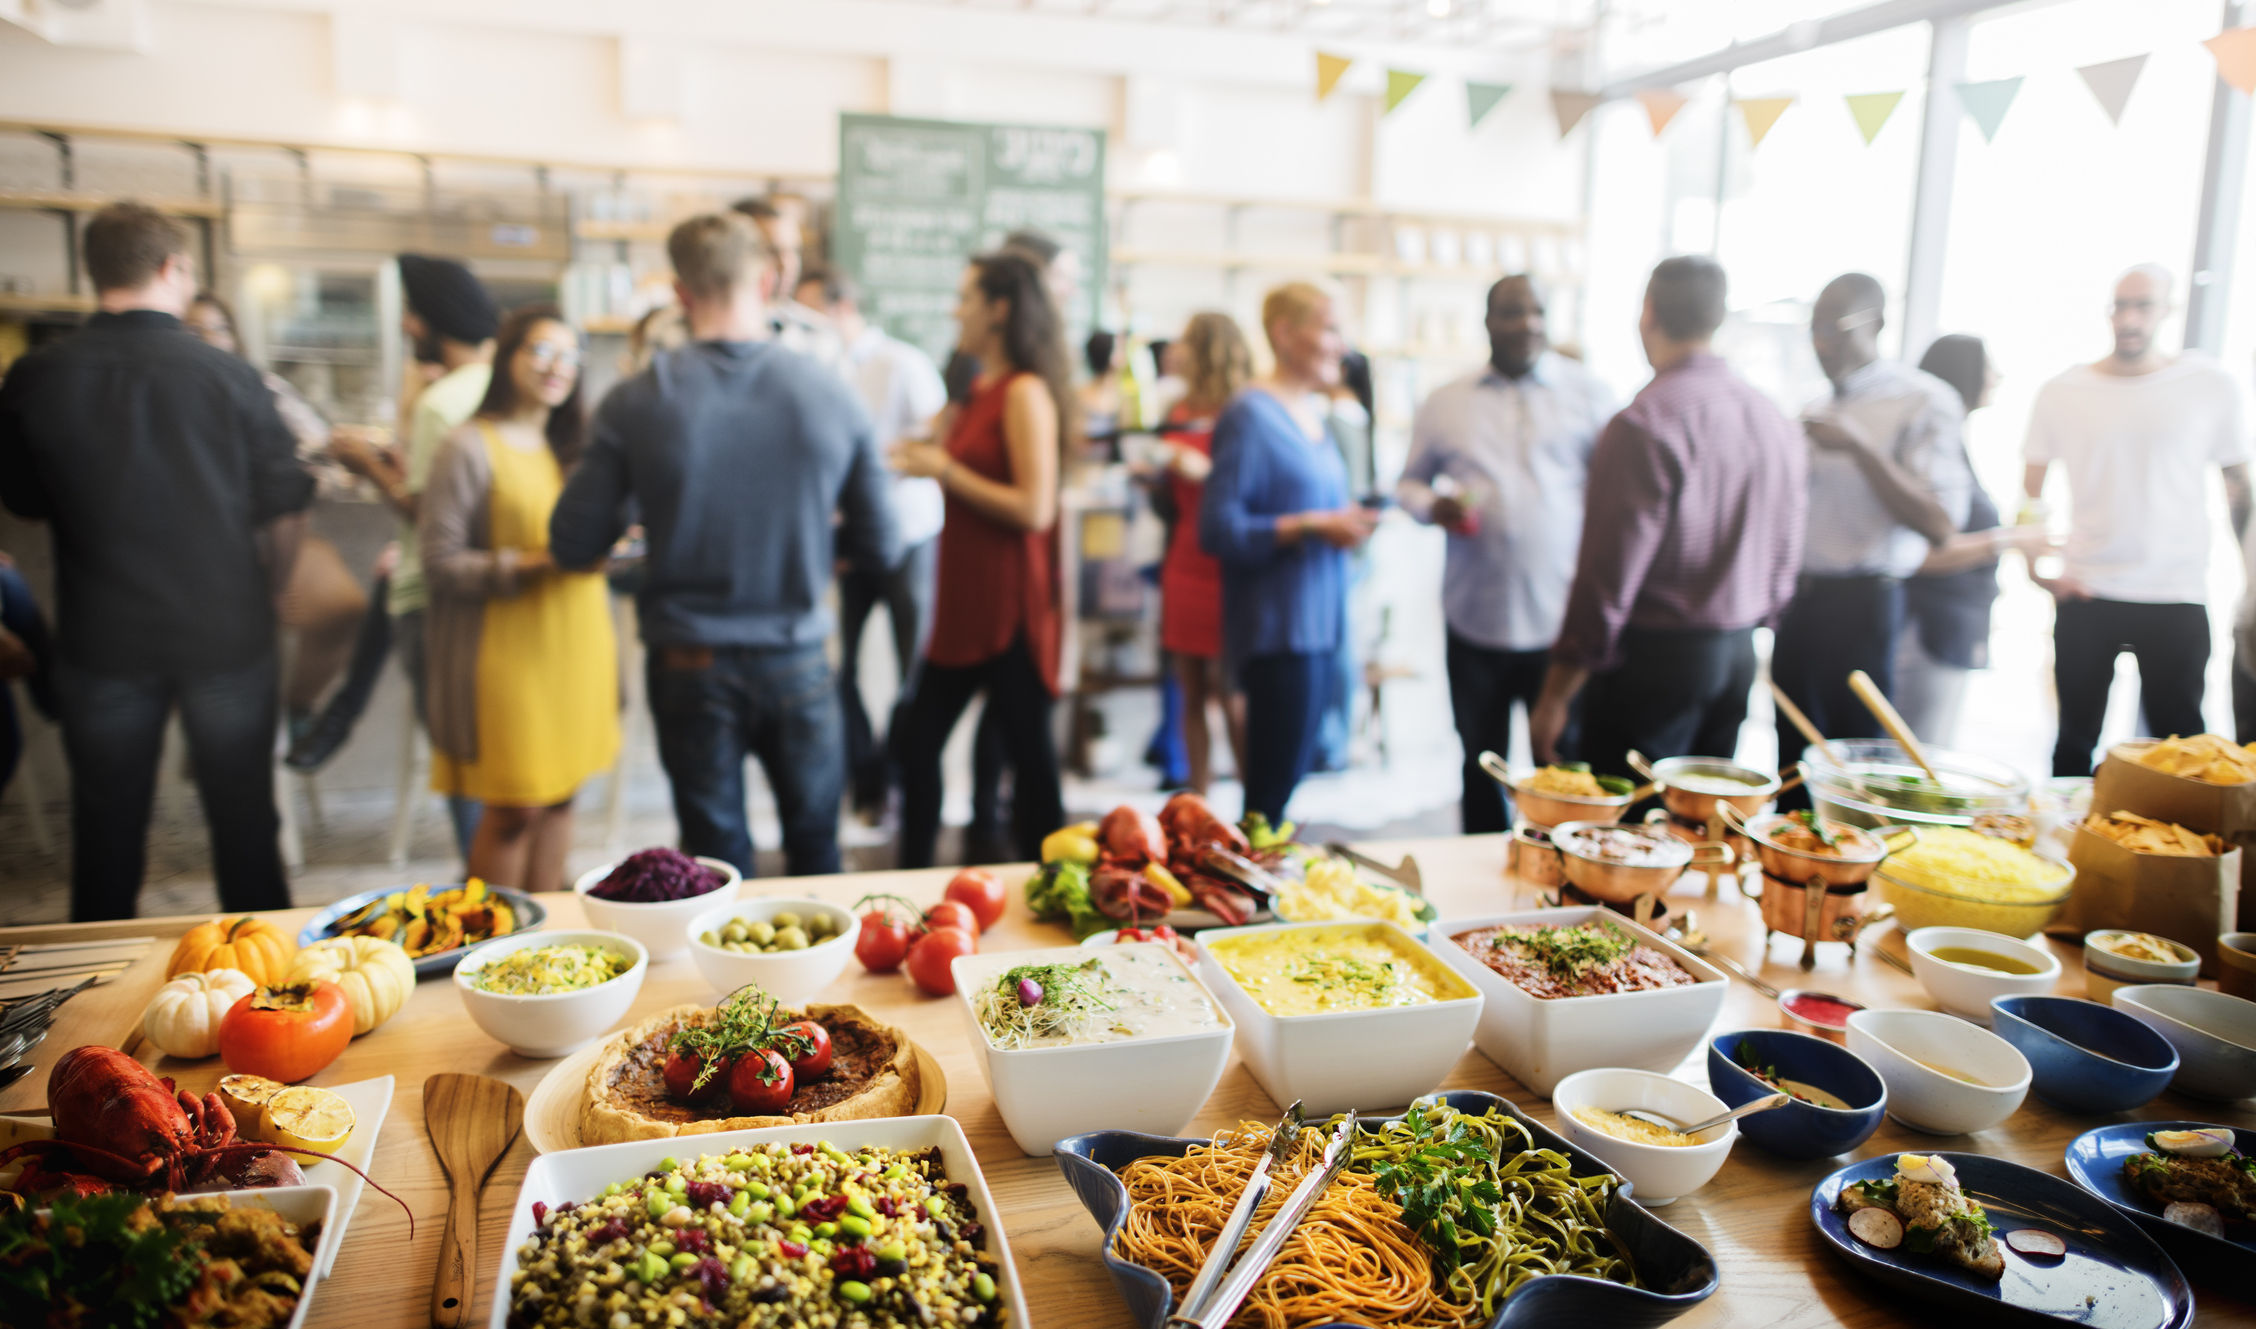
top-left (1364, 1106), bottom-right (1503, 1282)
top-left (0, 1192), bottom-right (202, 1329)
top-left (1497, 921), bottom-right (1635, 980)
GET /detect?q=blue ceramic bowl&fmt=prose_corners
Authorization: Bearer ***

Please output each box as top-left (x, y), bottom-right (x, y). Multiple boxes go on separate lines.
top-left (1705, 1029), bottom-right (1886, 1160)
top-left (1990, 994), bottom-right (2179, 1114)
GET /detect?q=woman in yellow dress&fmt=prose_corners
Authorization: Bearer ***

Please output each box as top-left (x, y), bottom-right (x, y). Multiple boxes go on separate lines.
top-left (420, 305), bottom-right (618, 893)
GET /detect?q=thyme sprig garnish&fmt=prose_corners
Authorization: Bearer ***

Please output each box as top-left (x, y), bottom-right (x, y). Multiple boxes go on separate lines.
top-left (667, 984), bottom-right (815, 1091)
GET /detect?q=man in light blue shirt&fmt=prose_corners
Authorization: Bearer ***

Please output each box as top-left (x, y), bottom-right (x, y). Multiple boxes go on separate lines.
top-left (1773, 273), bottom-right (1968, 793)
top-left (1399, 275), bottom-right (1614, 831)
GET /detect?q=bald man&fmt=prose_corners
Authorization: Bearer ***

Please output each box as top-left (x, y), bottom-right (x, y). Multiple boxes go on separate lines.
top-left (1771, 273), bottom-right (1968, 787)
top-left (2027, 265), bottom-right (2252, 776)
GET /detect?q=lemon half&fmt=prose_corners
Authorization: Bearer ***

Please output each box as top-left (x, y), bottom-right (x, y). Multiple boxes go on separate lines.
top-left (263, 1085), bottom-right (355, 1157)
top-left (218, 1074), bottom-right (286, 1141)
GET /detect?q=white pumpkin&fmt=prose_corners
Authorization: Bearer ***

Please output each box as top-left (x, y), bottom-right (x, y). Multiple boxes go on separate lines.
top-left (143, 968), bottom-right (255, 1059)
top-left (287, 935), bottom-right (416, 1035)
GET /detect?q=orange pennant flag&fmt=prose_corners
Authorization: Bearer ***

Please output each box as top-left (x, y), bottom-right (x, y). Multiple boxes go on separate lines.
top-left (1637, 88), bottom-right (1689, 137)
top-left (1316, 51), bottom-right (1353, 102)
top-left (2206, 27), bottom-right (2256, 96)
top-left (1733, 96), bottom-right (1795, 148)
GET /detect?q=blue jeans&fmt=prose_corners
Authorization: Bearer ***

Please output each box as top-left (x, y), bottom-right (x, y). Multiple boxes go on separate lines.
top-left (647, 643), bottom-right (844, 877)
top-left (0, 564), bottom-right (55, 799)
top-left (1240, 650), bottom-right (1333, 827)
top-left (55, 652), bottom-right (290, 921)
top-left (838, 537), bottom-right (937, 812)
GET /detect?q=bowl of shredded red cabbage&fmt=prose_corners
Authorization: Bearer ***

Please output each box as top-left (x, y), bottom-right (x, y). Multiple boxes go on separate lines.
top-left (588, 847), bottom-right (730, 903)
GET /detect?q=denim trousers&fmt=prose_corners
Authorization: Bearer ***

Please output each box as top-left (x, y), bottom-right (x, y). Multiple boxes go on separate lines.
top-left (837, 537), bottom-right (937, 811)
top-left (55, 651), bottom-right (291, 921)
top-left (647, 642), bottom-right (844, 877)
top-left (1444, 633), bottom-right (1552, 835)
top-left (1240, 650), bottom-right (1333, 827)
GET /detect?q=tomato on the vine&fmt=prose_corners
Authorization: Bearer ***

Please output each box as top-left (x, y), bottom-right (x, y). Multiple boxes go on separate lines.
top-left (662, 1048), bottom-right (731, 1101)
top-left (776, 1019), bottom-right (833, 1079)
top-left (727, 1048), bottom-right (795, 1113)
top-left (924, 900), bottom-right (980, 937)
top-left (943, 868), bottom-right (1007, 931)
top-left (905, 926), bottom-right (978, 997)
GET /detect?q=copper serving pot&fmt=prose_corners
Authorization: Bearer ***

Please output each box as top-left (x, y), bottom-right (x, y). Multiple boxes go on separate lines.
top-left (1719, 805), bottom-right (1913, 888)
top-left (1755, 876), bottom-right (1888, 942)
top-left (1629, 751), bottom-right (1791, 825)
top-left (1481, 750), bottom-right (1654, 830)
top-left (1507, 821), bottom-right (1566, 888)
top-left (1550, 820), bottom-right (1732, 906)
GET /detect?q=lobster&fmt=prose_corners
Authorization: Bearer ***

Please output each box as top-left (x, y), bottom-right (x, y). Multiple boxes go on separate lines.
top-left (1096, 806), bottom-right (1169, 869)
top-left (1159, 792), bottom-right (1248, 870)
top-left (0, 1046), bottom-right (410, 1227)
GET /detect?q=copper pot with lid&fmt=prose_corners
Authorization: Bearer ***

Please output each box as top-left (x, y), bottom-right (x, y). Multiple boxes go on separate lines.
top-left (1550, 820), bottom-right (1733, 906)
top-left (1629, 750), bottom-right (1792, 825)
top-left (1719, 805), bottom-right (1914, 888)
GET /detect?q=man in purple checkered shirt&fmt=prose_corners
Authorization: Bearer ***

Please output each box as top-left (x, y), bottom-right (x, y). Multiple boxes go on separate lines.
top-left (1529, 256), bottom-right (1807, 778)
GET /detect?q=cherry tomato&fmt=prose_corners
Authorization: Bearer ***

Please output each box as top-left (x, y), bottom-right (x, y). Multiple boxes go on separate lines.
top-left (855, 912), bottom-right (914, 973)
top-left (943, 868), bottom-right (1007, 931)
top-left (727, 1048), bottom-right (796, 1114)
top-left (905, 925), bottom-right (979, 997)
top-left (776, 1019), bottom-right (833, 1080)
top-left (217, 981), bottom-right (353, 1084)
top-left (662, 1048), bottom-right (732, 1102)
top-left (924, 900), bottom-right (981, 937)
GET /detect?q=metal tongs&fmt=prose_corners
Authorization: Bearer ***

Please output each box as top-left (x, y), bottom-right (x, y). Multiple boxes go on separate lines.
top-left (1173, 1102), bottom-right (1302, 1321)
top-left (1198, 846), bottom-right (1285, 901)
top-left (1166, 1110), bottom-right (1359, 1329)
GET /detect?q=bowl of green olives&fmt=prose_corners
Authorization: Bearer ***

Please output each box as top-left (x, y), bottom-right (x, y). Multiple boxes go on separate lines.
top-left (685, 896), bottom-right (861, 1003)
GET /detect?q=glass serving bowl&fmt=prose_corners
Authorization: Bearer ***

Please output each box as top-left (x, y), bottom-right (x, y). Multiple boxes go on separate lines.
top-left (1871, 859), bottom-right (2078, 939)
top-left (1799, 739), bottom-right (2031, 831)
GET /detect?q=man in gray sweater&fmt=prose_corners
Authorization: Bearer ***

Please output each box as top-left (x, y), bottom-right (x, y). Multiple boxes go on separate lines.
top-left (552, 213), bottom-right (898, 876)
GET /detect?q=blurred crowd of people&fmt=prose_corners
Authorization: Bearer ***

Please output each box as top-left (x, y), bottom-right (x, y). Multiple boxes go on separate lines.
top-left (0, 197), bottom-right (2247, 919)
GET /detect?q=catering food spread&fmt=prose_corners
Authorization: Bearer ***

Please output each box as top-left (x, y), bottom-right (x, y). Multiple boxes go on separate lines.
top-left (970, 950), bottom-right (1219, 1050)
top-left (470, 945), bottom-right (634, 996)
top-left (2124, 1128), bottom-right (2255, 1233)
top-left (1837, 1154), bottom-right (2002, 1279)
top-left (0, 1191), bottom-right (322, 1329)
top-left (505, 1142), bottom-right (1006, 1328)
top-left (1206, 923), bottom-right (1468, 1016)
top-left (1451, 920), bottom-right (1698, 999)
top-left (582, 991), bottom-right (920, 1143)
top-left (1572, 1106), bottom-right (1695, 1147)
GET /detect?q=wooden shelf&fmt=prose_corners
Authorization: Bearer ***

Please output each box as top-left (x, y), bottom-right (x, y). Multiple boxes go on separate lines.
top-left (0, 191), bottom-right (221, 218)
top-left (0, 292), bottom-right (95, 316)
top-left (1109, 248), bottom-right (1540, 283)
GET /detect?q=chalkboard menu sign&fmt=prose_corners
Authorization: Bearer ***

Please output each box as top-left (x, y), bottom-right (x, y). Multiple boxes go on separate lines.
top-left (834, 113), bottom-right (1107, 363)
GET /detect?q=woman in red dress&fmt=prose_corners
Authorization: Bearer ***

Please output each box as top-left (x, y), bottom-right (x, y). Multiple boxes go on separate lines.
top-left (890, 252), bottom-right (1077, 867)
top-left (1156, 312), bottom-right (1253, 795)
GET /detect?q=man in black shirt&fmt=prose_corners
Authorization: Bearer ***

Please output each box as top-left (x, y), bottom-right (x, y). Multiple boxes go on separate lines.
top-left (0, 203), bottom-right (314, 920)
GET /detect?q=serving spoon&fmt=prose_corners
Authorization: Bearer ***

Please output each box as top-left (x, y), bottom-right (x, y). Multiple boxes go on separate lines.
top-left (1621, 1091), bottom-right (1791, 1138)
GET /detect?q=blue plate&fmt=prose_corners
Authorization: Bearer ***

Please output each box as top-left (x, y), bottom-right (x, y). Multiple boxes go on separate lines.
top-left (2065, 1121), bottom-right (2256, 1287)
top-left (1991, 996), bottom-right (2178, 1115)
top-left (298, 884), bottom-right (546, 976)
top-left (1812, 1152), bottom-right (2192, 1329)
top-left (1054, 1088), bottom-right (1718, 1329)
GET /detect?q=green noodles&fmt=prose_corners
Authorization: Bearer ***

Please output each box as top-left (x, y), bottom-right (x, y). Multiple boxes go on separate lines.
top-left (1344, 1103), bottom-right (1638, 1321)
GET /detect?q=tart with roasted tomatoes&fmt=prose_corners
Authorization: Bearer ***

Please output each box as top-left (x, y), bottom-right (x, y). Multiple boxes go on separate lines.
top-left (580, 987), bottom-right (920, 1144)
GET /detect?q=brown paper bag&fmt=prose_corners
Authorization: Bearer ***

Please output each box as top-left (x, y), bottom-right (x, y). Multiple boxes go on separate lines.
top-left (2093, 741), bottom-right (2256, 930)
top-left (2053, 825), bottom-right (2240, 975)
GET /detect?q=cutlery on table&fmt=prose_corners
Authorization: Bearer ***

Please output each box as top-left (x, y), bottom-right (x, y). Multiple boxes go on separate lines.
top-left (1623, 1091), bottom-right (1792, 1137)
top-left (425, 1072), bottom-right (526, 1329)
top-left (1323, 843), bottom-right (1423, 894)
top-left (1168, 1112), bottom-right (1358, 1329)
top-left (1175, 1102), bottom-right (1304, 1320)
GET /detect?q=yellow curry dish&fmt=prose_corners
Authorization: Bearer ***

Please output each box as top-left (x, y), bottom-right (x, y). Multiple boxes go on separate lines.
top-left (1206, 923), bottom-right (1474, 1017)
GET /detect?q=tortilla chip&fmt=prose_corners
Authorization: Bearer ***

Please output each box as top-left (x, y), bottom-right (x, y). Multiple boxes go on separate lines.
top-left (2135, 734), bottom-right (2256, 785)
top-left (2084, 810), bottom-right (2226, 857)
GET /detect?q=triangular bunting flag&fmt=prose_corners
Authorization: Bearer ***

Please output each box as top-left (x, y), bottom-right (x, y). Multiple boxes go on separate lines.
top-left (1466, 81), bottom-right (1513, 130)
top-left (1385, 69), bottom-right (1427, 114)
top-left (2206, 27), bottom-right (2256, 95)
top-left (1733, 96), bottom-right (1794, 148)
top-left (1315, 51), bottom-right (1352, 102)
top-left (1955, 76), bottom-right (2023, 143)
top-left (2076, 54), bottom-right (2147, 125)
top-left (1550, 89), bottom-right (1602, 138)
top-left (1637, 88), bottom-right (1688, 137)
top-left (1845, 91), bottom-right (1905, 145)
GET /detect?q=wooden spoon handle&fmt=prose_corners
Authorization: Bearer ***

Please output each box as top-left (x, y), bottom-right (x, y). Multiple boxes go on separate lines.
top-left (430, 1171), bottom-right (478, 1329)
top-left (1846, 669), bottom-right (1941, 783)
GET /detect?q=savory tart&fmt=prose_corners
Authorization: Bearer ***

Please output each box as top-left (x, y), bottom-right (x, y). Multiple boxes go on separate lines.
top-left (581, 997), bottom-right (920, 1143)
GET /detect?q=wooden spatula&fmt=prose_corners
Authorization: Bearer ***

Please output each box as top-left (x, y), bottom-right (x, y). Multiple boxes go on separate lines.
top-left (424, 1073), bottom-right (525, 1329)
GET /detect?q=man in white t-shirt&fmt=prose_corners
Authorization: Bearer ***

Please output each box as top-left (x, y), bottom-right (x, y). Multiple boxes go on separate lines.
top-left (2024, 265), bottom-right (2252, 776)
top-left (795, 267), bottom-right (950, 819)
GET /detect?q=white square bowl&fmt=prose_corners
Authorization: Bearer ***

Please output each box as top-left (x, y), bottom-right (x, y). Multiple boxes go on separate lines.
top-left (1194, 919), bottom-right (1482, 1116)
top-left (950, 942), bottom-right (1236, 1156)
top-left (1431, 906), bottom-right (1729, 1098)
top-left (486, 1115), bottom-right (1023, 1329)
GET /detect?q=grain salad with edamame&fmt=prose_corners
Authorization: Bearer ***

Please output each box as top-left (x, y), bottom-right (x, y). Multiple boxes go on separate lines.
top-left (506, 1141), bottom-right (1005, 1328)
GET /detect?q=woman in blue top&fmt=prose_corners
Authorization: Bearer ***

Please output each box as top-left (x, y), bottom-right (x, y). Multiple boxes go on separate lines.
top-left (1201, 282), bottom-right (1378, 824)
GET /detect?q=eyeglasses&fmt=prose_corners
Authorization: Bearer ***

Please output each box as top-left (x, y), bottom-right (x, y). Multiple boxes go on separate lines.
top-left (524, 344), bottom-right (582, 370)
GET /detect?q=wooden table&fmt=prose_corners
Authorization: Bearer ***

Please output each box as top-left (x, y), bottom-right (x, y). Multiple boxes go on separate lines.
top-left (5, 836), bottom-right (2253, 1328)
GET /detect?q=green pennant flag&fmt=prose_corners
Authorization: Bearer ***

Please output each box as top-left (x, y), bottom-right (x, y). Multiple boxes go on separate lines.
top-left (1956, 76), bottom-right (2024, 143)
top-left (1386, 69), bottom-right (1427, 114)
top-left (1466, 80), bottom-right (1513, 129)
top-left (1845, 91), bottom-right (1905, 145)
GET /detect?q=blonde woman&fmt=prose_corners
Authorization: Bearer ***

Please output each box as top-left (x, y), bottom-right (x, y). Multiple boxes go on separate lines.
top-left (1157, 312), bottom-right (1254, 795)
top-left (1199, 283), bottom-right (1376, 823)
top-left (421, 305), bottom-right (618, 893)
